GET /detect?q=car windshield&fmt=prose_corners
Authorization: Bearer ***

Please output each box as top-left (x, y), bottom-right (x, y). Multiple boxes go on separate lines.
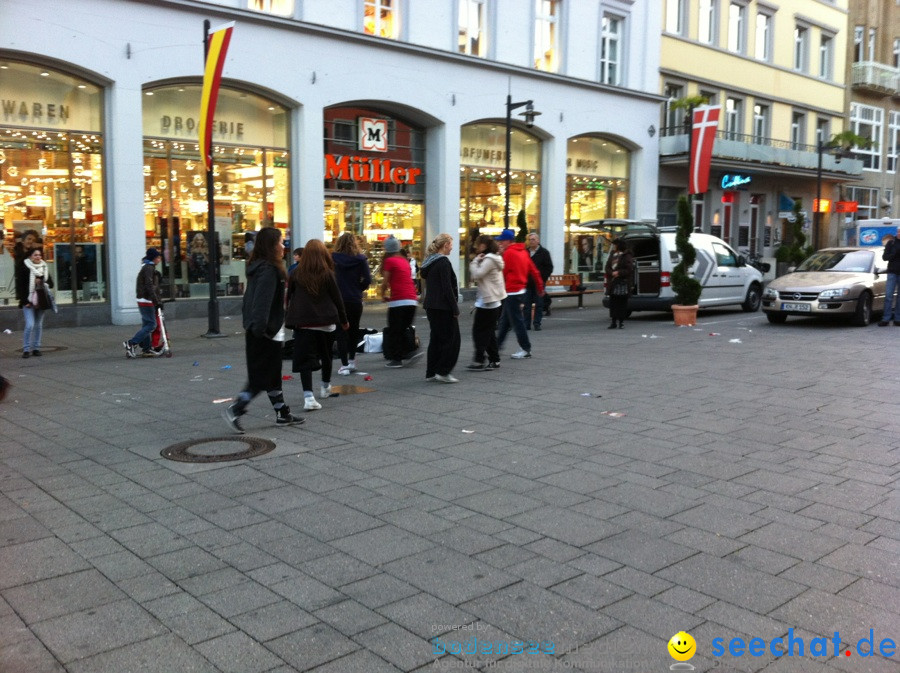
top-left (796, 250), bottom-right (873, 273)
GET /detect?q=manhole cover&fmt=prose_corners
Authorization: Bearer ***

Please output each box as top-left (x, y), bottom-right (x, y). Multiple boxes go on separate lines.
top-left (160, 436), bottom-right (275, 463)
top-left (330, 384), bottom-right (376, 395)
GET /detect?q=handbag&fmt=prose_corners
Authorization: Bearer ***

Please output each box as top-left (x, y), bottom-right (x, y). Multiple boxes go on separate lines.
top-left (611, 278), bottom-right (630, 296)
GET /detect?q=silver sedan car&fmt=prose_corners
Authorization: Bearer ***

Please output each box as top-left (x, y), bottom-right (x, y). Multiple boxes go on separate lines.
top-left (761, 247), bottom-right (887, 326)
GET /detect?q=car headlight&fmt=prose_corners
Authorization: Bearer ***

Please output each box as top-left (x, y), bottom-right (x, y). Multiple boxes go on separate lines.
top-left (763, 287), bottom-right (778, 299)
top-left (818, 288), bottom-right (850, 299)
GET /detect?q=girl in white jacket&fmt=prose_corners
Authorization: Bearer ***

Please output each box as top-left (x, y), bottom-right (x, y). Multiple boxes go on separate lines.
top-left (467, 235), bottom-right (506, 370)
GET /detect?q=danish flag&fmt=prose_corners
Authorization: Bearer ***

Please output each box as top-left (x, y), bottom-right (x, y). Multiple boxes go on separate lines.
top-left (689, 105), bottom-right (721, 195)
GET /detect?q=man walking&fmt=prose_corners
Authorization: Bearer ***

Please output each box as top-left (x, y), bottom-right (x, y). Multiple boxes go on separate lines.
top-left (495, 229), bottom-right (544, 359)
top-left (523, 232), bottom-right (553, 330)
top-left (879, 231), bottom-right (900, 326)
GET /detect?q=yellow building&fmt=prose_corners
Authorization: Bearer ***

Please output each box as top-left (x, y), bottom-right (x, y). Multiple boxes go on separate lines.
top-left (660, 0), bottom-right (862, 256)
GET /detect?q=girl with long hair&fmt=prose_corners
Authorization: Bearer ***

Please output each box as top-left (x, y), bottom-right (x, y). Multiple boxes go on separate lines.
top-left (223, 227), bottom-right (303, 432)
top-left (419, 233), bottom-right (460, 382)
top-left (332, 232), bottom-right (371, 375)
top-left (18, 246), bottom-right (53, 357)
top-left (285, 239), bottom-right (348, 410)
top-left (467, 235), bottom-right (505, 371)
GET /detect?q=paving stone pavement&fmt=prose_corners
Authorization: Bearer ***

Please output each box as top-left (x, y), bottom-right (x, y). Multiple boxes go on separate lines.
top-left (0, 296), bottom-right (898, 673)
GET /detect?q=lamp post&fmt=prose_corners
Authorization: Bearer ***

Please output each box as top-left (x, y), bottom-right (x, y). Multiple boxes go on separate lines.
top-left (503, 95), bottom-right (540, 230)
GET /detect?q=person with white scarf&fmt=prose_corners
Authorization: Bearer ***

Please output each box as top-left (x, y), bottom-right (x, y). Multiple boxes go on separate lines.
top-left (17, 247), bottom-right (53, 358)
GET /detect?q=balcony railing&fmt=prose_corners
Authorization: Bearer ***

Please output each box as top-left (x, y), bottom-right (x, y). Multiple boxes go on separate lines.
top-left (851, 61), bottom-right (900, 96)
top-left (659, 128), bottom-right (864, 176)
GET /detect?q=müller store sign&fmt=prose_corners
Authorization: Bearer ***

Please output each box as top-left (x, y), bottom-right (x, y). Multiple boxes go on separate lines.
top-left (324, 154), bottom-right (422, 185)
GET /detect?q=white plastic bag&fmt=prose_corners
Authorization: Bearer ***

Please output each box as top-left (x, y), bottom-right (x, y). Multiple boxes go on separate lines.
top-left (358, 332), bottom-right (383, 353)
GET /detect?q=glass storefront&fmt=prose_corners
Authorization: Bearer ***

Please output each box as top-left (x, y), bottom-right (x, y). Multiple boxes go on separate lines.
top-left (142, 85), bottom-right (289, 299)
top-left (323, 107), bottom-right (426, 295)
top-left (0, 61), bottom-right (105, 306)
top-left (565, 135), bottom-right (629, 279)
top-left (459, 123), bottom-right (541, 285)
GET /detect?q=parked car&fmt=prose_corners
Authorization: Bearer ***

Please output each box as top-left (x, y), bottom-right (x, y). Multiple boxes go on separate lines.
top-left (761, 247), bottom-right (887, 326)
top-left (586, 220), bottom-right (764, 313)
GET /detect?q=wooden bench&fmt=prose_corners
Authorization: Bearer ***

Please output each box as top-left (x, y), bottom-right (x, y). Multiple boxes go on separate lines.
top-left (543, 273), bottom-right (604, 308)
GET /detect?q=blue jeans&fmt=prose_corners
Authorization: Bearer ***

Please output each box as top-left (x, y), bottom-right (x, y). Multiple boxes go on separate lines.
top-left (22, 306), bottom-right (45, 352)
top-left (130, 305), bottom-right (157, 351)
top-left (884, 273), bottom-right (899, 322)
top-left (497, 294), bottom-right (531, 353)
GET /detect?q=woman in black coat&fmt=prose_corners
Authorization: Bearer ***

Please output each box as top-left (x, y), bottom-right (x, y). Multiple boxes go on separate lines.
top-left (604, 238), bottom-right (635, 329)
top-left (419, 233), bottom-right (460, 382)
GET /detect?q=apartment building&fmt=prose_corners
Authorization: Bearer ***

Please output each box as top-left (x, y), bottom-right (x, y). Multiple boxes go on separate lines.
top-left (659, 0), bottom-right (863, 259)
top-left (843, 0), bottom-right (900, 242)
top-left (0, 0), bottom-right (661, 326)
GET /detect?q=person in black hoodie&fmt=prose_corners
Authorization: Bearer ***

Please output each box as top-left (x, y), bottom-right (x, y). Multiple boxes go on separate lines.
top-left (879, 232), bottom-right (900, 326)
top-left (332, 233), bottom-right (372, 374)
top-left (420, 233), bottom-right (460, 383)
top-left (223, 227), bottom-right (302, 433)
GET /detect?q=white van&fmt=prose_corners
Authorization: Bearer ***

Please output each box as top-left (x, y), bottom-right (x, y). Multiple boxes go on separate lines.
top-left (587, 220), bottom-right (764, 313)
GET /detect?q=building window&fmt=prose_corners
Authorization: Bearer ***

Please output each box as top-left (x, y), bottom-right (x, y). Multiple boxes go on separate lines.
top-left (848, 186), bottom-right (879, 220)
top-left (534, 0), bottom-right (560, 72)
top-left (458, 0), bottom-right (487, 56)
top-left (699, 0), bottom-right (717, 45)
top-left (868, 27), bottom-right (877, 61)
top-left (885, 189), bottom-right (894, 214)
top-left (725, 97), bottom-right (742, 140)
top-left (816, 118), bottom-right (831, 147)
top-left (665, 0), bottom-right (685, 35)
top-left (791, 111), bottom-right (806, 149)
top-left (819, 34), bottom-right (833, 79)
top-left (854, 26), bottom-right (864, 63)
top-left (794, 25), bottom-right (808, 72)
top-left (600, 13), bottom-right (622, 85)
top-left (752, 103), bottom-right (769, 144)
top-left (850, 103), bottom-right (884, 171)
top-left (755, 11), bottom-right (772, 61)
top-left (247, 0), bottom-right (293, 15)
top-left (700, 89), bottom-right (718, 107)
top-left (894, 38), bottom-right (900, 68)
top-left (727, 2), bottom-right (746, 54)
top-left (364, 0), bottom-right (399, 39)
top-left (664, 83), bottom-right (684, 135)
top-left (888, 111), bottom-right (900, 173)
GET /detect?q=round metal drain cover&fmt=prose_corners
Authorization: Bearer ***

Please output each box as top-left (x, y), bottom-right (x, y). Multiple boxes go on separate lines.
top-left (161, 436), bottom-right (276, 463)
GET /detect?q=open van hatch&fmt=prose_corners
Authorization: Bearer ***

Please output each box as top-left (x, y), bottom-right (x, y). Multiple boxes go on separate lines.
top-left (581, 220), bottom-right (661, 297)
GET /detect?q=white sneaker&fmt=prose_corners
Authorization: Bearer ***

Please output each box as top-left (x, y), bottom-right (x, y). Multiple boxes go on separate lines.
top-left (304, 396), bottom-right (322, 411)
top-left (434, 374), bottom-right (459, 383)
top-left (320, 383), bottom-right (332, 398)
top-left (338, 361), bottom-right (356, 375)
top-left (510, 350), bottom-right (532, 359)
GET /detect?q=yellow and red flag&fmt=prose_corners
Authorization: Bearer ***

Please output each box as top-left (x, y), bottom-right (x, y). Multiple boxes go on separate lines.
top-left (198, 21), bottom-right (235, 174)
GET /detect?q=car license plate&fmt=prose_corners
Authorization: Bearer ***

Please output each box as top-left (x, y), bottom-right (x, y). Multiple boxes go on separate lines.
top-left (781, 302), bottom-right (811, 312)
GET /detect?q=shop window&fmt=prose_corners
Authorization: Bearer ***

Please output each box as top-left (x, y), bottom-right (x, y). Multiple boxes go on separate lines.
top-left (565, 136), bottom-right (630, 279)
top-left (364, 0), bottom-right (399, 39)
top-left (0, 61), bottom-right (105, 308)
top-left (142, 85), bottom-right (290, 299)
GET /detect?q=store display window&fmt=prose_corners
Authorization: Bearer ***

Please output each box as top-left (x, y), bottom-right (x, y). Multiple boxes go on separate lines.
top-left (565, 135), bottom-right (630, 280)
top-left (459, 123), bottom-right (542, 285)
top-left (0, 61), bottom-right (105, 307)
top-left (323, 107), bottom-right (426, 296)
top-left (142, 84), bottom-right (290, 299)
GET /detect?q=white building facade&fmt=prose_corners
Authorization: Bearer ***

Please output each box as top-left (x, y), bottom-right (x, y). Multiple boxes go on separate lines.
top-left (0, 0), bottom-right (662, 326)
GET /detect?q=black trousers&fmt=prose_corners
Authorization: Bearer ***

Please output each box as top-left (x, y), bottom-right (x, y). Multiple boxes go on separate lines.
top-left (609, 294), bottom-right (629, 322)
top-left (239, 332), bottom-right (283, 409)
top-left (472, 306), bottom-right (501, 364)
top-left (292, 329), bottom-right (335, 392)
top-left (335, 301), bottom-right (363, 365)
top-left (425, 308), bottom-right (461, 377)
top-left (384, 305), bottom-right (416, 361)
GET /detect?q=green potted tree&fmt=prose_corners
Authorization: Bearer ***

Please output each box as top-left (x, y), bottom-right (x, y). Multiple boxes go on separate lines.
top-left (671, 195), bottom-right (703, 325)
top-left (775, 199), bottom-right (813, 276)
top-left (516, 209), bottom-right (528, 243)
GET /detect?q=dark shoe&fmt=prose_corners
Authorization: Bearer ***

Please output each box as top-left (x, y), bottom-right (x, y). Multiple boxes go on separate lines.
top-left (534, 324), bottom-right (542, 331)
top-left (22, 351), bottom-right (30, 359)
top-left (618, 322), bottom-right (624, 329)
top-left (544, 309), bottom-right (551, 316)
top-left (123, 340), bottom-right (136, 358)
top-left (31, 350), bottom-right (42, 357)
top-left (222, 404), bottom-right (244, 434)
top-left (607, 323), bottom-right (617, 330)
top-left (402, 351), bottom-right (424, 365)
top-left (878, 321), bottom-right (889, 326)
top-left (385, 360), bottom-right (403, 368)
top-left (276, 407), bottom-right (305, 426)
top-left (467, 362), bottom-right (487, 371)
top-left (486, 361), bottom-right (500, 370)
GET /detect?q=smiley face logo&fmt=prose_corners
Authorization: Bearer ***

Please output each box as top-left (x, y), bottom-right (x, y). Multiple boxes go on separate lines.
top-left (668, 631), bottom-right (696, 661)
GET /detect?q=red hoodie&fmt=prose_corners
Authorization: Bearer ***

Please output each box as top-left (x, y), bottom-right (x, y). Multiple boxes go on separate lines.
top-left (502, 243), bottom-right (544, 295)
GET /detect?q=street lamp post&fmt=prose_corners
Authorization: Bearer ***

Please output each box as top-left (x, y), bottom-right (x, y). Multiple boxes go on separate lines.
top-left (503, 95), bottom-right (540, 230)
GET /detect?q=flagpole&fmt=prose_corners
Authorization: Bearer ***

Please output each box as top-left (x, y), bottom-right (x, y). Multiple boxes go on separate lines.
top-left (202, 18), bottom-right (224, 338)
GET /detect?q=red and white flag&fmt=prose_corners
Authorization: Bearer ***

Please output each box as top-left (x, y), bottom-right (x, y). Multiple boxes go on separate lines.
top-left (689, 105), bottom-right (721, 195)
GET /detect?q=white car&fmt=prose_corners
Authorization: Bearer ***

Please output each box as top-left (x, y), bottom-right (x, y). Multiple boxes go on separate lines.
top-left (590, 220), bottom-right (764, 313)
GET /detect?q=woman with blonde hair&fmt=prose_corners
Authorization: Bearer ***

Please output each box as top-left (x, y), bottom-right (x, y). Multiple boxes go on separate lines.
top-left (285, 239), bottom-right (349, 410)
top-left (419, 233), bottom-right (460, 383)
top-left (332, 232), bottom-right (371, 375)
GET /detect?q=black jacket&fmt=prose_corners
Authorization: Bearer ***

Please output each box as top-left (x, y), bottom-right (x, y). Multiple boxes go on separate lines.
top-left (242, 260), bottom-right (286, 339)
top-left (529, 246), bottom-right (554, 283)
top-left (285, 272), bottom-right (348, 329)
top-left (420, 254), bottom-right (459, 315)
top-left (883, 239), bottom-right (900, 274)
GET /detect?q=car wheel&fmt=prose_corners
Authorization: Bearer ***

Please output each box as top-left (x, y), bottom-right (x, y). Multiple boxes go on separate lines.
top-left (742, 283), bottom-right (762, 312)
top-left (766, 313), bottom-right (787, 324)
top-left (851, 292), bottom-right (872, 327)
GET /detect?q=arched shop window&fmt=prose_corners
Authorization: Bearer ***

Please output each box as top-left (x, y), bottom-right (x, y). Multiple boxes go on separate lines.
top-left (142, 84), bottom-right (290, 299)
top-left (323, 106), bottom-right (426, 296)
top-left (0, 60), bottom-right (104, 307)
top-left (565, 135), bottom-right (630, 280)
top-left (459, 123), bottom-right (541, 285)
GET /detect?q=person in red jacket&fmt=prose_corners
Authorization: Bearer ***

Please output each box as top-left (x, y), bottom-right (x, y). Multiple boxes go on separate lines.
top-left (495, 229), bottom-right (543, 359)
